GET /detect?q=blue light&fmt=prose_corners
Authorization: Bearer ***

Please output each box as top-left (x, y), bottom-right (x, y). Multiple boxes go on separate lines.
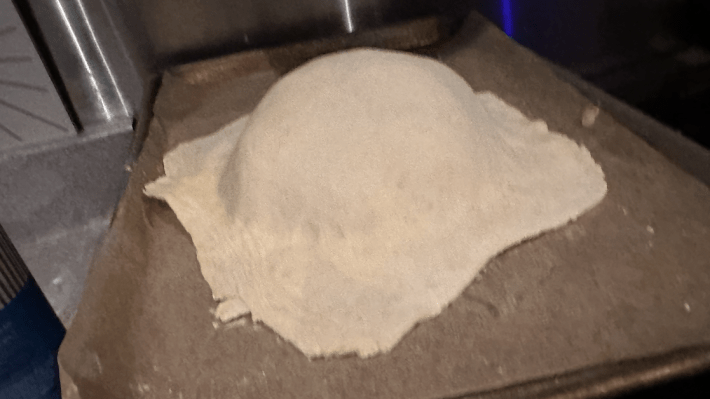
top-left (502, 0), bottom-right (514, 37)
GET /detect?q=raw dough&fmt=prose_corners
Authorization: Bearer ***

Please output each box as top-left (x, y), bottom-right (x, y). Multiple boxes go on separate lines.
top-left (144, 48), bottom-right (607, 358)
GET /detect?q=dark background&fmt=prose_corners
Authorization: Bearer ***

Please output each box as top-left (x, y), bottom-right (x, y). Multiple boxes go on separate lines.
top-left (468, 0), bottom-right (710, 151)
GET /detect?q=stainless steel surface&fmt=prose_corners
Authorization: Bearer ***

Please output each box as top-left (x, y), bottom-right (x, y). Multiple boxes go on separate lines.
top-left (1, 0), bottom-right (136, 323)
top-left (16, 0), bottom-right (444, 135)
top-left (12, 0), bottom-right (450, 136)
top-left (0, 128), bottom-right (132, 324)
top-left (0, 0), bottom-right (75, 150)
top-left (20, 0), bottom-right (141, 132)
top-left (13, 216), bottom-right (111, 324)
top-left (110, 0), bottom-right (444, 70)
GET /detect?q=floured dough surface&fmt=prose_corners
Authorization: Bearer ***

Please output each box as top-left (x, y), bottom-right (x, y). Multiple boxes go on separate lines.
top-left (145, 48), bottom-right (607, 358)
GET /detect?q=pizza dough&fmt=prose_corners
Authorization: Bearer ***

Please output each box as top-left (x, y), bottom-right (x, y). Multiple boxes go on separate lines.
top-left (144, 48), bottom-right (607, 358)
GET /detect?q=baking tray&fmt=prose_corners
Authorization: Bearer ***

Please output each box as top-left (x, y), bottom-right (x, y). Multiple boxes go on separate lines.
top-left (58, 12), bottom-right (710, 399)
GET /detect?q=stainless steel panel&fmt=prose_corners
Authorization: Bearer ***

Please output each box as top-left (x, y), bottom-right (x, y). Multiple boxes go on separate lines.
top-left (0, 127), bottom-right (133, 324)
top-left (111, 0), bottom-right (443, 69)
top-left (0, 0), bottom-right (75, 151)
top-left (21, 0), bottom-right (139, 131)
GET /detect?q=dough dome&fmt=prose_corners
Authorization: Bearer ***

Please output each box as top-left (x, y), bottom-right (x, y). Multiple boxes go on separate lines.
top-left (146, 48), bottom-right (607, 358)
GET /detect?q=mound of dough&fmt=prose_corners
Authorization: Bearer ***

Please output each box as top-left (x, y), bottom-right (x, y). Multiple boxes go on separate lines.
top-left (145, 48), bottom-right (607, 358)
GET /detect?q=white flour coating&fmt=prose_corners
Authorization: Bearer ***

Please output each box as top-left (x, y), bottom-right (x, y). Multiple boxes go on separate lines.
top-left (145, 48), bottom-right (607, 358)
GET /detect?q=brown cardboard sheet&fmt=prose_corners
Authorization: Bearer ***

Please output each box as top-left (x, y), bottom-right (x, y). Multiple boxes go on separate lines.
top-left (58, 13), bottom-right (710, 399)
